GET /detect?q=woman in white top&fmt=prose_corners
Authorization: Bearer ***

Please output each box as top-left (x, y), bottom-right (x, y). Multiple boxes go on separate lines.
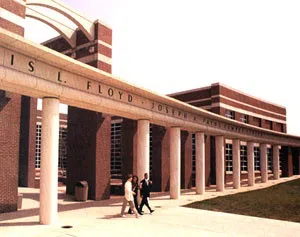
top-left (120, 174), bottom-right (139, 218)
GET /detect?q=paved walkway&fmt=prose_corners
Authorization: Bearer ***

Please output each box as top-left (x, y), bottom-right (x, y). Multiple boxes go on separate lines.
top-left (1, 175), bottom-right (300, 237)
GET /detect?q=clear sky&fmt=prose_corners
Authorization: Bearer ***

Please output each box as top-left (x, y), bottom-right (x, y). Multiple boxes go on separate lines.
top-left (24, 0), bottom-right (300, 135)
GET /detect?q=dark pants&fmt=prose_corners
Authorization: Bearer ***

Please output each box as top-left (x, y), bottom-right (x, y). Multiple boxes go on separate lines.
top-left (128, 195), bottom-right (139, 214)
top-left (140, 195), bottom-right (152, 212)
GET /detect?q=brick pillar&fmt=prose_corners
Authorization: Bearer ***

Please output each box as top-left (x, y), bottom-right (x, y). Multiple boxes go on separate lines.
top-left (298, 148), bottom-right (300, 175)
top-left (288, 149), bottom-right (293, 177)
top-left (66, 109), bottom-right (111, 200)
top-left (299, 149), bottom-right (300, 175)
top-left (121, 119), bottom-right (137, 179)
top-left (205, 135), bottom-right (211, 186)
top-left (18, 97), bottom-right (37, 188)
top-left (209, 136), bottom-right (216, 185)
top-left (41, 16), bottom-right (114, 200)
top-left (0, 0), bottom-right (27, 213)
top-left (180, 131), bottom-right (193, 189)
top-left (292, 148), bottom-right (300, 175)
top-left (0, 91), bottom-right (21, 213)
top-left (151, 125), bottom-right (170, 192)
top-left (281, 146), bottom-right (293, 177)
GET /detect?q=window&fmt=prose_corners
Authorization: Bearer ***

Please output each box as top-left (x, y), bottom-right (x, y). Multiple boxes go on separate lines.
top-left (58, 126), bottom-right (67, 174)
top-left (253, 117), bottom-right (262, 127)
top-left (240, 114), bottom-right (249, 124)
top-left (35, 123), bottom-right (68, 174)
top-left (266, 120), bottom-right (273, 130)
top-left (149, 124), bottom-right (153, 178)
top-left (240, 145), bottom-right (247, 171)
top-left (111, 122), bottom-right (122, 178)
top-left (254, 147), bottom-right (260, 171)
top-left (279, 148), bottom-right (283, 171)
top-left (225, 110), bottom-right (235, 120)
top-left (267, 147), bottom-right (273, 171)
top-left (281, 124), bottom-right (285, 133)
top-left (192, 133), bottom-right (196, 186)
top-left (225, 143), bottom-right (233, 172)
top-left (35, 123), bottom-right (42, 168)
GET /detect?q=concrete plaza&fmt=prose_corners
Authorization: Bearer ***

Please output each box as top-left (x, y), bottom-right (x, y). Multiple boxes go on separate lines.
top-left (1, 175), bottom-right (300, 237)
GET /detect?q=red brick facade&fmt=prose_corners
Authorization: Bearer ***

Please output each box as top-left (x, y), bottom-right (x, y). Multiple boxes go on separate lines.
top-left (66, 108), bottom-right (111, 200)
top-left (181, 131), bottom-right (193, 189)
top-left (0, 0), bottom-right (25, 36)
top-left (42, 19), bottom-right (113, 200)
top-left (18, 96), bottom-right (37, 188)
top-left (0, 92), bottom-right (21, 213)
top-left (151, 125), bottom-right (170, 192)
top-left (1, 1), bottom-right (300, 216)
top-left (121, 119), bottom-right (137, 178)
top-left (169, 83), bottom-right (287, 133)
top-left (0, 1), bottom-right (31, 213)
top-left (43, 22), bottom-right (112, 74)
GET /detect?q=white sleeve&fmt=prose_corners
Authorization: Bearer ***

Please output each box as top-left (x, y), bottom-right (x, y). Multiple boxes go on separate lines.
top-left (125, 182), bottom-right (133, 194)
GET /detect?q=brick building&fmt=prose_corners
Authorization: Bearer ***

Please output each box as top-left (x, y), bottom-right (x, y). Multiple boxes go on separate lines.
top-left (0, 0), bottom-right (300, 221)
top-left (29, 82), bottom-right (297, 193)
top-left (168, 84), bottom-right (290, 186)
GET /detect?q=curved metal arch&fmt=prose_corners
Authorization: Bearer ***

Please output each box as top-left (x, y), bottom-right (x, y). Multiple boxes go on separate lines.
top-left (26, 7), bottom-right (76, 47)
top-left (26, 0), bottom-right (95, 41)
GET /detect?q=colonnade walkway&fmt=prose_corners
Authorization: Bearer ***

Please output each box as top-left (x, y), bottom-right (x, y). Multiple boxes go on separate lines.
top-left (1, 175), bottom-right (300, 237)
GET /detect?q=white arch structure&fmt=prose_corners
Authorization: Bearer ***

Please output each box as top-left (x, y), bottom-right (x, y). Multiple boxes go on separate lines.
top-left (25, 0), bottom-right (95, 47)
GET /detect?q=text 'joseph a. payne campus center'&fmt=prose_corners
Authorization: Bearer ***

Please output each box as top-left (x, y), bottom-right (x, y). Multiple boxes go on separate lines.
top-left (0, 0), bottom-right (300, 225)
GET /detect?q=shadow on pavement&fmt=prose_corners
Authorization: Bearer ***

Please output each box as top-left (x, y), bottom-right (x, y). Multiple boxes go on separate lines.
top-left (0, 221), bottom-right (39, 227)
top-left (97, 214), bottom-right (121, 219)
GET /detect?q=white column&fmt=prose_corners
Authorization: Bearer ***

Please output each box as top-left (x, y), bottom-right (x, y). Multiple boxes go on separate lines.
top-left (260, 144), bottom-right (268, 183)
top-left (272, 145), bottom-right (280, 180)
top-left (233, 139), bottom-right (241, 189)
top-left (170, 127), bottom-right (181, 199)
top-left (137, 120), bottom-right (150, 180)
top-left (247, 142), bottom-right (255, 186)
top-left (196, 132), bottom-right (205, 194)
top-left (40, 98), bottom-right (59, 225)
top-left (216, 136), bottom-right (225, 192)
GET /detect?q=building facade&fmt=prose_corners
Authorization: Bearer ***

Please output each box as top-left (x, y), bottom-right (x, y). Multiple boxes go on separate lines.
top-left (169, 84), bottom-right (289, 186)
top-left (0, 1), bottom-right (300, 227)
top-left (30, 82), bottom-right (297, 192)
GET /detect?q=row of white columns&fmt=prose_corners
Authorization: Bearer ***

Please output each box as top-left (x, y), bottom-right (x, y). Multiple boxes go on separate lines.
top-left (130, 124), bottom-right (282, 199)
top-left (216, 138), bottom-right (281, 192)
top-left (39, 99), bottom-right (282, 225)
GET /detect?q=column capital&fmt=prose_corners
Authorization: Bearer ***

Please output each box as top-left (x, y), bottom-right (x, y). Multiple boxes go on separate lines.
top-left (170, 126), bottom-right (181, 129)
top-left (137, 118), bottom-right (150, 121)
top-left (232, 138), bottom-right (241, 142)
top-left (271, 144), bottom-right (281, 147)
top-left (42, 96), bottom-right (59, 100)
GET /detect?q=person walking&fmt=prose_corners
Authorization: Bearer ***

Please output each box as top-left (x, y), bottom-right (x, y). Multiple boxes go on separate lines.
top-left (140, 173), bottom-right (154, 214)
top-left (128, 175), bottom-right (143, 215)
top-left (120, 174), bottom-right (139, 218)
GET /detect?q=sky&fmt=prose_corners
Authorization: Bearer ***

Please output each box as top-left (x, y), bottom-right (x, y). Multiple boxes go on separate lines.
top-left (24, 0), bottom-right (300, 135)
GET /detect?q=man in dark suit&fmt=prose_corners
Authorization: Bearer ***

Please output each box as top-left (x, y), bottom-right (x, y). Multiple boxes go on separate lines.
top-left (140, 173), bottom-right (154, 214)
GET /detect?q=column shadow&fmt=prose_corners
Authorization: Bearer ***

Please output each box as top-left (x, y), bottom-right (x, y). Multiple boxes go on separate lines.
top-left (0, 221), bottom-right (39, 227)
